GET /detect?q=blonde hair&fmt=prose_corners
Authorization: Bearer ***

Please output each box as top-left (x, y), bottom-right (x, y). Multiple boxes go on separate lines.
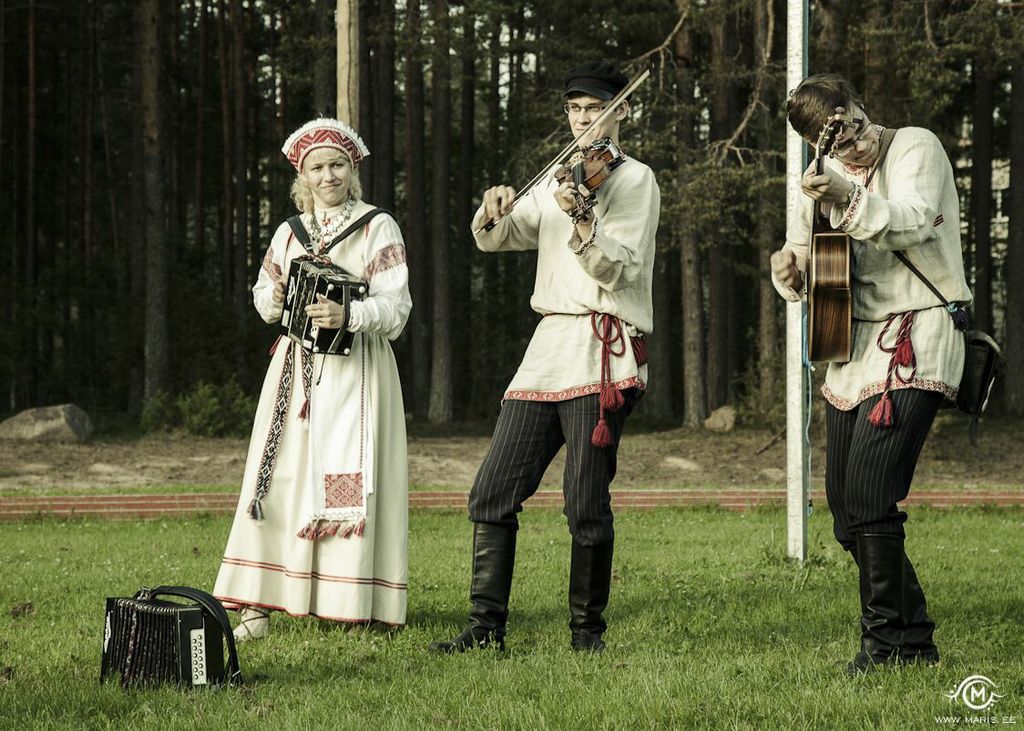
top-left (289, 149), bottom-right (363, 213)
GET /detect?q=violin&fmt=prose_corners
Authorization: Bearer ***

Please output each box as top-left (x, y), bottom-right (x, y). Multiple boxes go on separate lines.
top-left (554, 137), bottom-right (626, 224)
top-left (473, 66), bottom-right (651, 234)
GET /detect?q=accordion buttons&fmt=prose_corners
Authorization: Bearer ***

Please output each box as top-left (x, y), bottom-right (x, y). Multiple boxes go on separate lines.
top-left (343, 348), bottom-right (351, 355)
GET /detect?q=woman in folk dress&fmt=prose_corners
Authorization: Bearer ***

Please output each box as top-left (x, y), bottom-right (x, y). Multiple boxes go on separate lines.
top-left (214, 118), bottom-right (412, 639)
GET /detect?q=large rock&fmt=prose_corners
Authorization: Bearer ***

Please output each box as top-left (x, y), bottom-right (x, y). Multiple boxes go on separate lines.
top-left (703, 405), bottom-right (736, 433)
top-left (0, 404), bottom-right (94, 443)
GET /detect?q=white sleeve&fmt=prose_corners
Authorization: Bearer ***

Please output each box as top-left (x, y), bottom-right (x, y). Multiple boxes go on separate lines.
top-left (346, 215), bottom-right (412, 341)
top-left (829, 131), bottom-right (947, 252)
top-left (570, 165), bottom-right (659, 292)
top-left (772, 194), bottom-right (813, 302)
top-left (252, 222), bottom-right (291, 323)
top-left (471, 181), bottom-right (544, 252)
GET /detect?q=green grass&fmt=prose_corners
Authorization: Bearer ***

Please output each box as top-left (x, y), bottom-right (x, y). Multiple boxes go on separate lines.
top-left (2, 508), bottom-right (1022, 729)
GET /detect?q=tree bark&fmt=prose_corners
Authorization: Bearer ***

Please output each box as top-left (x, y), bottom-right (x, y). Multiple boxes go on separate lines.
top-left (194, 0), bottom-right (208, 258)
top-left (231, 0), bottom-right (248, 320)
top-left (705, 2), bottom-right (731, 412)
top-left (217, 0), bottom-right (234, 297)
top-left (138, 0), bottom-right (169, 400)
top-left (313, 0), bottom-right (335, 115)
top-left (405, 0), bottom-right (431, 417)
top-left (755, 0), bottom-right (779, 406)
top-left (1005, 54), bottom-right (1024, 414)
top-left (25, 0), bottom-right (37, 404)
top-left (373, 0), bottom-right (395, 211)
top-left (675, 0), bottom-right (706, 427)
top-left (427, 0), bottom-right (452, 423)
top-left (970, 58), bottom-right (994, 334)
top-left (337, 0), bottom-right (359, 123)
top-left (452, 2), bottom-right (474, 417)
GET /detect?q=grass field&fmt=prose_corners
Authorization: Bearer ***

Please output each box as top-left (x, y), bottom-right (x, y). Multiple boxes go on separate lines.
top-left (2, 507), bottom-right (1022, 729)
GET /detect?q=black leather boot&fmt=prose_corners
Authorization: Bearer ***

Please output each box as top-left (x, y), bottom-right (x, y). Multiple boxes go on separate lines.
top-left (568, 538), bottom-right (614, 653)
top-left (899, 554), bottom-right (940, 665)
top-left (847, 533), bottom-right (904, 675)
top-left (848, 543), bottom-right (939, 665)
top-left (429, 522), bottom-right (516, 653)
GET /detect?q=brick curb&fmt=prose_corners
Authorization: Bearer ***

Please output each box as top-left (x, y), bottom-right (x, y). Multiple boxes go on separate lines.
top-left (0, 489), bottom-right (1021, 521)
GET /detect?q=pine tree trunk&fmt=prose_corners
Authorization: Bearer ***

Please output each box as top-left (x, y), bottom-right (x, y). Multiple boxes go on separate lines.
top-left (971, 59), bottom-right (994, 334)
top-left (1005, 56), bottom-right (1024, 414)
top-left (231, 0), bottom-right (248, 321)
top-left (139, 0), bottom-right (169, 401)
top-left (374, 0), bottom-right (395, 211)
top-left (452, 5), bottom-right (474, 417)
top-left (675, 0), bottom-right (706, 427)
top-left (755, 0), bottom-right (779, 406)
top-left (217, 0), bottom-right (233, 298)
top-left (427, 0), bottom-right (452, 423)
top-left (358, 0), bottom-right (374, 199)
top-left (25, 0), bottom-right (37, 405)
top-left (405, 0), bottom-right (431, 418)
top-left (194, 0), bottom-right (208, 258)
top-left (314, 0), bottom-right (335, 115)
top-left (705, 4), bottom-right (730, 412)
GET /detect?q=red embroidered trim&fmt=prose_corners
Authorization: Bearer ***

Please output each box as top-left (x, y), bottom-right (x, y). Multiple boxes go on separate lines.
top-left (365, 244), bottom-right (407, 278)
top-left (838, 184), bottom-right (864, 231)
top-left (821, 379), bottom-right (958, 411)
top-left (261, 246), bottom-right (282, 280)
top-left (504, 376), bottom-right (646, 403)
top-left (214, 594), bottom-right (405, 626)
top-left (324, 473), bottom-right (363, 508)
top-left (286, 128), bottom-right (363, 168)
top-left (220, 556), bottom-right (406, 590)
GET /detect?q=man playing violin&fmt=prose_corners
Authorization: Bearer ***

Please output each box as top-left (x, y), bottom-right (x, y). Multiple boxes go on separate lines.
top-left (430, 60), bottom-right (660, 654)
top-left (770, 74), bottom-right (972, 674)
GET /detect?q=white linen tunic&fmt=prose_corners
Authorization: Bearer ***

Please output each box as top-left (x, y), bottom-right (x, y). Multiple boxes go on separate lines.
top-left (773, 127), bottom-right (972, 409)
top-left (214, 200), bottom-right (412, 625)
top-left (471, 157), bottom-right (660, 401)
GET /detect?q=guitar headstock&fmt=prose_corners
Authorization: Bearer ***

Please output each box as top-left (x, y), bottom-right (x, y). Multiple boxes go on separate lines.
top-left (814, 109), bottom-right (857, 161)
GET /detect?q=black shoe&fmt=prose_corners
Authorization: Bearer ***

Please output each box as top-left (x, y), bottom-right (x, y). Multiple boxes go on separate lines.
top-left (846, 533), bottom-right (904, 676)
top-left (429, 626), bottom-right (505, 653)
top-left (568, 538), bottom-right (614, 653)
top-left (571, 631), bottom-right (606, 653)
top-left (429, 522), bottom-right (516, 654)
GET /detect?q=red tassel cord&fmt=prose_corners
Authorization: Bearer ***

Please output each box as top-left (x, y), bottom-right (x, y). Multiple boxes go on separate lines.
top-left (869, 311), bottom-right (917, 429)
top-left (590, 313), bottom-right (627, 447)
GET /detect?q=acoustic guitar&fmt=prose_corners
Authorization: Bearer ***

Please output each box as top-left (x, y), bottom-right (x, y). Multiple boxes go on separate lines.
top-left (807, 112), bottom-right (855, 362)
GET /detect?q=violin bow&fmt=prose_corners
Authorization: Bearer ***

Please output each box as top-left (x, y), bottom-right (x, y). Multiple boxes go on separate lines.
top-left (474, 65), bottom-right (652, 234)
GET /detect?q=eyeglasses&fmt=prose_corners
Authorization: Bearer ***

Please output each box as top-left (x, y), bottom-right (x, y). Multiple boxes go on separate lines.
top-left (563, 103), bottom-right (606, 116)
top-left (832, 118), bottom-right (870, 156)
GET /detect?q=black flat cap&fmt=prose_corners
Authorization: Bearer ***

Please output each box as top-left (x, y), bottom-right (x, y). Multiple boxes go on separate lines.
top-left (563, 60), bottom-right (629, 101)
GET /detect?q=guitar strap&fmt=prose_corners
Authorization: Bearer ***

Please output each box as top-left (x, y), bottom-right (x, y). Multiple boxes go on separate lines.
top-left (864, 127), bottom-right (897, 188)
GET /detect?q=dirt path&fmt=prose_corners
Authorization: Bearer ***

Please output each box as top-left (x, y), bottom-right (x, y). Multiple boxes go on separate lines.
top-left (1, 414), bottom-right (1021, 492)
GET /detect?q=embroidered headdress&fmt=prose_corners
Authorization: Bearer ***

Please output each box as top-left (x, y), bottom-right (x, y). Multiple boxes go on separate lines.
top-left (281, 117), bottom-right (370, 171)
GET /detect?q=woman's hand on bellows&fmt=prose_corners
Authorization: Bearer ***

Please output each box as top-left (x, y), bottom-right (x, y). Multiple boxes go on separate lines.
top-left (770, 249), bottom-right (802, 291)
top-left (305, 294), bottom-right (346, 329)
top-left (482, 185), bottom-right (517, 221)
top-left (272, 279), bottom-right (286, 304)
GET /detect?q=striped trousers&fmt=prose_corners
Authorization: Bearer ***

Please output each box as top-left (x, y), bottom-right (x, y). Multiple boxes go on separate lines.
top-left (825, 389), bottom-right (943, 549)
top-left (468, 390), bottom-right (639, 546)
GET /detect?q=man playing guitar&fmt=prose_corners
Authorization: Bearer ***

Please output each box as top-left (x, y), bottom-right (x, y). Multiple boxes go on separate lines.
top-left (771, 74), bottom-right (972, 674)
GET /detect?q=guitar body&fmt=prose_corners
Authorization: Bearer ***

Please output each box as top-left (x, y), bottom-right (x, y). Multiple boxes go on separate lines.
top-left (808, 228), bottom-right (852, 362)
top-left (805, 113), bottom-right (855, 363)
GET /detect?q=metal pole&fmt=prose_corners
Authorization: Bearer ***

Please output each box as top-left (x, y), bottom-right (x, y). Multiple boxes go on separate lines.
top-left (785, 0), bottom-right (811, 561)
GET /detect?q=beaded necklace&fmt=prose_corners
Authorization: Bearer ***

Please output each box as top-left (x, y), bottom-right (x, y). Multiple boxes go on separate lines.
top-left (309, 198), bottom-right (357, 253)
